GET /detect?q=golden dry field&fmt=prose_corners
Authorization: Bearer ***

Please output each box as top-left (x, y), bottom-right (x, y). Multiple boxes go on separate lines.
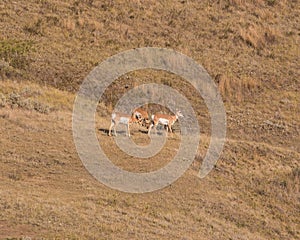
top-left (0, 0), bottom-right (299, 239)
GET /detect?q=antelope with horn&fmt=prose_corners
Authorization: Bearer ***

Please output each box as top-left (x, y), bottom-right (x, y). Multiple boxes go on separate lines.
top-left (133, 107), bottom-right (151, 128)
top-left (148, 110), bottom-right (183, 136)
top-left (108, 108), bottom-right (147, 137)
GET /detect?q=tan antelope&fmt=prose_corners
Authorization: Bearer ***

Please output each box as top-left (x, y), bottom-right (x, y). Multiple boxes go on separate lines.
top-left (108, 108), bottom-right (147, 137)
top-left (108, 112), bottom-right (138, 137)
top-left (148, 110), bottom-right (184, 136)
top-left (133, 107), bottom-right (150, 127)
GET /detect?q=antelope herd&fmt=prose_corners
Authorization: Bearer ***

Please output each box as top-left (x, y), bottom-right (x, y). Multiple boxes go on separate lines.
top-left (108, 108), bottom-right (183, 137)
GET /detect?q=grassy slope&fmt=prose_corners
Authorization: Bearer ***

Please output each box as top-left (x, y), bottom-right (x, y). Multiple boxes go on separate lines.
top-left (0, 0), bottom-right (299, 239)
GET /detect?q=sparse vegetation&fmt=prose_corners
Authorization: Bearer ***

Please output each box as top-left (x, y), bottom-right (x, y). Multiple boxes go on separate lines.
top-left (239, 24), bottom-right (280, 49)
top-left (0, 0), bottom-right (299, 239)
top-left (0, 90), bottom-right (52, 113)
top-left (0, 93), bottom-right (6, 107)
top-left (0, 81), bottom-right (74, 113)
top-left (23, 18), bottom-right (44, 36)
top-left (0, 40), bottom-right (34, 78)
top-left (217, 73), bottom-right (261, 102)
top-left (0, 40), bottom-right (33, 66)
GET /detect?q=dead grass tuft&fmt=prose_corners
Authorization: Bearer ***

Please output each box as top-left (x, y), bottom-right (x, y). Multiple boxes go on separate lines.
top-left (23, 18), bottom-right (43, 36)
top-left (240, 24), bottom-right (281, 49)
top-left (217, 0), bottom-right (267, 9)
top-left (63, 18), bottom-right (76, 31)
top-left (0, 93), bottom-right (6, 107)
top-left (0, 80), bottom-right (74, 112)
top-left (267, 168), bottom-right (300, 202)
top-left (218, 74), bottom-right (261, 102)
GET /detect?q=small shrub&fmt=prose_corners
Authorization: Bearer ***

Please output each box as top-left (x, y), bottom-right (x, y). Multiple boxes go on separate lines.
top-left (161, 78), bottom-right (173, 87)
top-left (0, 59), bottom-right (10, 79)
top-left (20, 86), bottom-right (42, 98)
top-left (32, 100), bottom-right (51, 114)
top-left (0, 40), bottom-right (34, 71)
top-left (5, 91), bottom-right (52, 113)
top-left (8, 170), bottom-right (22, 181)
top-left (8, 92), bottom-right (21, 105)
top-left (0, 93), bottom-right (7, 107)
top-left (23, 18), bottom-right (43, 36)
top-left (45, 14), bottom-right (60, 26)
top-left (63, 17), bottom-right (76, 31)
top-left (18, 98), bottom-right (34, 110)
top-left (265, 0), bottom-right (276, 6)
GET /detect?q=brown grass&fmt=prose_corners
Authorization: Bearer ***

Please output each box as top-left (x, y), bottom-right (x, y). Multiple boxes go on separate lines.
top-left (239, 24), bottom-right (281, 49)
top-left (0, 104), bottom-right (299, 239)
top-left (0, 0), bottom-right (297, 94)
top-left (0, 80), bottom-right (74, 112)
top-left (0, 0), bottom-right (299, 239)
top-left (218, 73), bottom-right (261, 102)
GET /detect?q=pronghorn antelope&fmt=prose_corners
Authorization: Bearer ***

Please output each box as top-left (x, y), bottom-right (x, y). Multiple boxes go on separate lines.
top-left (148, 110), bottom-right (184, 136)
top-left (108, 112), bottom-right (140, 137)
top-left (108, 109), bottom-right (148, 137)
top-left (133, 107), bottom-right (150, 127)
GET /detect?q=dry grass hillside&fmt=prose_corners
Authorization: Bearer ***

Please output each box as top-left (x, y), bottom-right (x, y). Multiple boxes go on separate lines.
top-left (0, 0), bottom-right (299, 239)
